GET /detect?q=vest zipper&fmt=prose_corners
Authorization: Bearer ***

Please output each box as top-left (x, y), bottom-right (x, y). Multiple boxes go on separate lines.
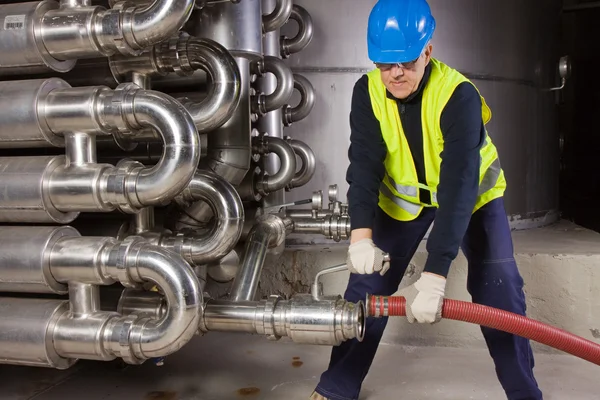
top-left (399, 103), bottom-right (406, 114)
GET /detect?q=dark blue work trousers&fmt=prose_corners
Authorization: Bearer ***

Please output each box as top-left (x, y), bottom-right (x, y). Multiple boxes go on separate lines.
top-left (315, 198), bottom-right (543, 400)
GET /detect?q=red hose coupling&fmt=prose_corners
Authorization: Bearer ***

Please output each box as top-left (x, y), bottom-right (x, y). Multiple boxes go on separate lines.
top-left (366, 294), bottom-right (406, 318)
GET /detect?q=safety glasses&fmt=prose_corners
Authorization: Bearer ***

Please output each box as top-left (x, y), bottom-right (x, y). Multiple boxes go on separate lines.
top-left (375, 57), bottom-right (420, 71)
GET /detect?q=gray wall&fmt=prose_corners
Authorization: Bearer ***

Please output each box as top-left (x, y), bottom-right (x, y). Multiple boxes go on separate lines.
top-left (281, 0), bottom-right (562, 228)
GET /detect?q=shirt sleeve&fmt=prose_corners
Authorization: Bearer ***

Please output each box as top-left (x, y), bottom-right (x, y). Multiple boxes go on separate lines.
top-left (423, 81), bottom-right (486, 278)
top-left (346, 75), bottom-right (387, 231)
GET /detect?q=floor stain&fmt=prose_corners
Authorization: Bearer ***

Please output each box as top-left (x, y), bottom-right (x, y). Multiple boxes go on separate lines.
top-left (292, 360), bottom-right (304, 368)
top-left (237, 387), bottom-right (261, 396)
top-left (292, 356), bottom-right (301, 360)
top-left (246, 350), bottom-right (255, 355)
top-left (145, 391), bottom-right (178, 400)
top-left (591, 328), bottom-right (600, 339)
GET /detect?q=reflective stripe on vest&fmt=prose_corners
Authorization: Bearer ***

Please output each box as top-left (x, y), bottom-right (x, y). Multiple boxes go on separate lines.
top-left (367, 58), bottom-right (507, 221)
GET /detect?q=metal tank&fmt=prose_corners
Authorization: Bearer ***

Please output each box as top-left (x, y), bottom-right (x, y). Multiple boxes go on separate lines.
top-left (281, 0), bottom-right (562, 229)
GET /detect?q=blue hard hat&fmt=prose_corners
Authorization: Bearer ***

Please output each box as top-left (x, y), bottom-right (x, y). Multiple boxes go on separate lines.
top-left (367, 0), bottom-right (436, 63)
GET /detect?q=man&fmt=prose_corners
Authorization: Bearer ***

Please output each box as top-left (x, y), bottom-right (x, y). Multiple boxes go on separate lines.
top-left (310, 1), bottom-right (543, 400)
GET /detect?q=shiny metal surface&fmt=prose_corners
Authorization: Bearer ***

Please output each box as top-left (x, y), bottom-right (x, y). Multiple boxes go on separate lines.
top-left (41, 0), bottom-right (194, 58)
top-left (48, 235), bottom-right (202, 362)
top-left (203, 56), bottom-right (252, 185)
top-left (196, 0), bottom-right (263, 60)
top-left (262, 0), bottom-right (292, 32)
top-left (0, 79), bottom-right (68, 148)
top-left (286, 138), bottom-right (316, 189)
top-left (282, 74), bottom-right (316, 126)
top-left (280, 4), bottom-right (314, 58)
top-left (117, 289), bottom-right (166, 319)
top-left (0, 297), bottom-right (73, 369)
top-left (253, 136), bottom-right (297, 194)
top-left (161, 169), bottom-right (245, 265)
top-left (253, 55), bottom-right (294, 115)
top-left (201, 294), bottom-right (365, 345)
top-left (0, 156), bottom-right (78, 223)
top-left (207, 248), bottom-right (241, 283)
top-left (230, 214), bottom-right (290, 302)
top-left (282, 0), bottom-right (561, 227)
top-left (0, 1), bottom-right (76, 76)
top-left (0, 226), bottom-right (79, 294)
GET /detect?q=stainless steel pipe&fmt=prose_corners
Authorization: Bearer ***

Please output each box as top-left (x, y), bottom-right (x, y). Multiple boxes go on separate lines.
top-left (0, 0), bottom-right (194, 75)
top-left (161, 169), bottom-right (245, 265)
top-left (252, 56), bottom-right (294, 115)
top-left (0, 79), bottom-right (199, 221)
top-left (230, 214), bottom-right (291, 302)
top-left (283, 74), bottom-right (316, 126)
top-left (117, 289), bottom-right (366, 346)
top-left (110, 34), bottom-right (241, 133)
top-left (201, 294), bottom-right (365, 346)
top-left (263, 0), bottom-right (292, 32)
top-left (0, 297), bottom-right (73, 369)
top-left (280, 4), bottom-right (314, 58)
top-left (286, 138), bottom-right (316, 189)
top-left (253, 136), bottom-right (297, 195)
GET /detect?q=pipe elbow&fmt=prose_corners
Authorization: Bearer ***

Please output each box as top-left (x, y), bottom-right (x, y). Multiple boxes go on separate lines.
top-left (286, 138), bottom-right (316, 189)
top-left (165, 170), bottom-right (245, 265)
top-left (280, 5), bottom-right (314, 58)
top-left (126, 243), bottom-right (201, 359)
top-left (254, 136), bottom-right (296, 194)
top-left (254, 56), bottom-right (294, 114)
top-left (263, 0), bottom-right (293, 32)
top-left (283, 74), bottom-right (316, 126)
top-left (130, 90), bottom-right (200, 206)
top-left (183, 38), bottom-right (241, 132)
top-left (130, 0), bottom-right (195, 51)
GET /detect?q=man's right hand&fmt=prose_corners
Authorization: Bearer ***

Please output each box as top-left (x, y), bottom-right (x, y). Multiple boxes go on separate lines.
top-left (347, 238), bottom-right (390, 275)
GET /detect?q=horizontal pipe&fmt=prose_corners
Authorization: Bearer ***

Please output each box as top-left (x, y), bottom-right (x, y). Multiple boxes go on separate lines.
top-left (50, 235), bottom-right (202, 361)
top-left (286, 138), bottom-right (316, 189)
top-left (252, 56), bottom-right (294, 115)
top-left (201, 295), bottom-right (365, 345)
top-left (161, 169), bottom-right (245, 265)
top-left (0, 79), bottom-right (199, 217)
top-left (40, 0), bottom-right (194, 59)
top-left (263, 0), bottom-right (292, 32)
top-left (283, 74), bottom-right (316, 126)
top-left (280, 4), bottom-right (314, 58)
top-left (230, 214), bottom-right (291, 302)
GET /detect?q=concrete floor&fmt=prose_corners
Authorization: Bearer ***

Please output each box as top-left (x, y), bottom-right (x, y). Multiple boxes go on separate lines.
top-left (2, 333), bottom-right (598, 400)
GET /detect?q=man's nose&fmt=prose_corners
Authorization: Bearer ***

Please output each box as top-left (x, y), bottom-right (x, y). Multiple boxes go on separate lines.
top-left (390, 65), bottom-right (404, 78)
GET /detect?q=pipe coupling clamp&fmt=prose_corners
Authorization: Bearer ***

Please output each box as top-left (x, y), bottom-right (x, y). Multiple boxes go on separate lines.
top-left (262, 295), bottom-right (281, 341)
top-left (102, 160), bottom-right (145, 213)
top-left (107, 236), bottom-right (147, 288)
top-left (108, 315), bottom-right (145, 364)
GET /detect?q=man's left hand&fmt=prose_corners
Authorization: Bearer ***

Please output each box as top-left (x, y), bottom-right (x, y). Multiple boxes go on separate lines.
top-left (393, 272), bottom-right (446, 324)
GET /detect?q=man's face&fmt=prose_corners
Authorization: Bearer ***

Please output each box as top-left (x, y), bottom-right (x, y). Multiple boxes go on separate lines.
top-left (377, 44), bottom-right (433, 100)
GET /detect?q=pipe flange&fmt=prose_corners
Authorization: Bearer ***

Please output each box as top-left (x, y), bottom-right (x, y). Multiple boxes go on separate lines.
top-left (102, 4), bottom-right (144, 57)
top-left (263, 295), bottom-right (281, 341)
top-left (109, 235), bottom-right (146, 288)
top-left (108, 315), bottom-right (145, 364)
top-left (251, 93), bottom-right (267, 116)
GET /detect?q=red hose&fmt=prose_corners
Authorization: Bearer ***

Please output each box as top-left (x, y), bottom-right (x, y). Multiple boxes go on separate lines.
top-left (367, 295), bottom-right (600, 366)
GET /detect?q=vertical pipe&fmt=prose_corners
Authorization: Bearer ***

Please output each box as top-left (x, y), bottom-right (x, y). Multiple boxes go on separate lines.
top-left (259, 0), bottom-right (285, 207)
top-left (69, 282), bottom-right (100, 318)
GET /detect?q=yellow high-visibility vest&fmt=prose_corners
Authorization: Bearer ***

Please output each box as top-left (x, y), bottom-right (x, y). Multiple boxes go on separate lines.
top-left (367, 58), bottom-right (506, 221)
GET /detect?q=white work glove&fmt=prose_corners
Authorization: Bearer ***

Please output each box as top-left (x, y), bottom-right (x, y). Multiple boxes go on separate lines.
top-left (394, 272), bottom-right (446, 324)
top-left (346, 238), bottom-right (390, 275)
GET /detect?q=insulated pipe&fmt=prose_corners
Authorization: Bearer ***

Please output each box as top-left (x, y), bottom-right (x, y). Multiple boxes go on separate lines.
top-left (367, 295), bottom-right (600, 367)
top-left (109, 34), bottom-right (241, 133)
top-left (161, 169), bottom-right (245, 265)
top-left (262, 0), bottom-right (292, 32)
top-left (252, 56), bottom-right (294, 115)
top-left (280, 4), bottom-right (314, 58)
top-left (230, 214), bottom-right (291, 302)
top-left (283, 74), bottom-right (316, 126)
top-left (253, 136), bottom-right (297, 194)
top-left (286, 138), bottom-right (316, 189)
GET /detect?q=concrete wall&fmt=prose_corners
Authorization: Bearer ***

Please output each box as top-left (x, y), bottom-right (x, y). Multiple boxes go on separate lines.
top-left (263, 221), bottom-right (600, 353)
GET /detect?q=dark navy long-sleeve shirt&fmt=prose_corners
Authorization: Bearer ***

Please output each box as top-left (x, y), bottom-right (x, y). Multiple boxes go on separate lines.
top-left (346, 62), bottom-right (486, 278)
